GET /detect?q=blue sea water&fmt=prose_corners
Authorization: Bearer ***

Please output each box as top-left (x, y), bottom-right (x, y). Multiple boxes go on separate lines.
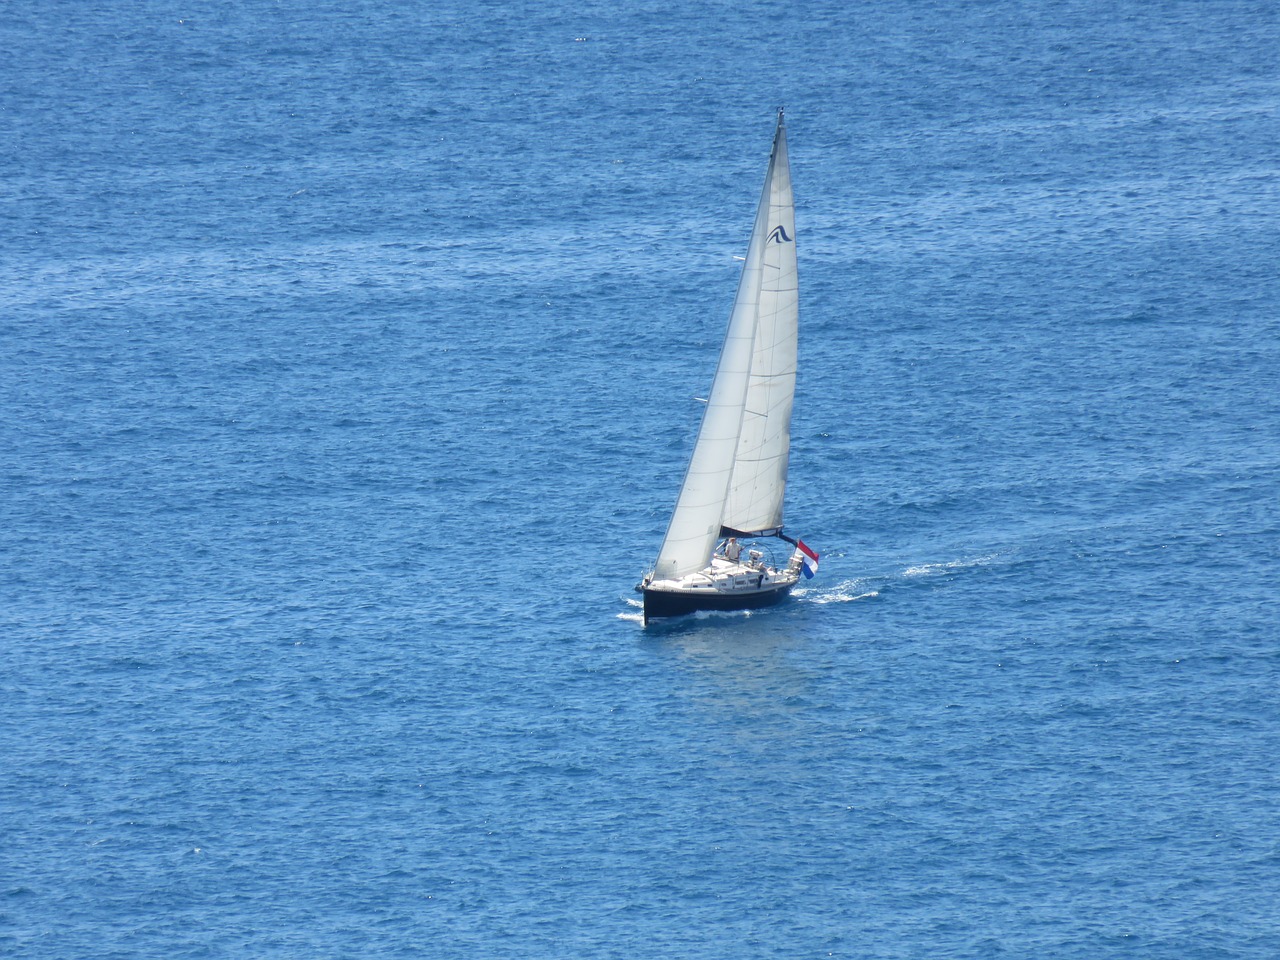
top-left (3, 0), bottom-right (1280, 956)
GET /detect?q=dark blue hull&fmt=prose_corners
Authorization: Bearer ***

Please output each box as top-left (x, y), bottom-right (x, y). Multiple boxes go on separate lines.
top-left (642, 581), bottom-right (795, 624)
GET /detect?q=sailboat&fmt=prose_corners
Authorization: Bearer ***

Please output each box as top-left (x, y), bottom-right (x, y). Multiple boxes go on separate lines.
top-left (638, 109), bottom-right (819, 624)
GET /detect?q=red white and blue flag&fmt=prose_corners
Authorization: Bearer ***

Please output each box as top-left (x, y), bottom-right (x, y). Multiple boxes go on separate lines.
top-left (797, 540), bottom-right (820, 579)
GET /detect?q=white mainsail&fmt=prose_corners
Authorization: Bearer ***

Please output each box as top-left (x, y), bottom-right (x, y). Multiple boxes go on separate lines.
top-left (724, 119), bottom-right (797, 535)
top-left (652, 112), bottom-right (798, 580)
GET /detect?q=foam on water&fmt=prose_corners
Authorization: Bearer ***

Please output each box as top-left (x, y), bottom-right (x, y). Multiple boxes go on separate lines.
top-left (901, 555), bottom-right (1001, 578)
top-left (796, 581), bottom-right (880, 605)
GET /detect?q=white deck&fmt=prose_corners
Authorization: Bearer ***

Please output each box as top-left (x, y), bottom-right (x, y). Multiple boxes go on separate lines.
top-left (644, 554), bottom-right (801, 596)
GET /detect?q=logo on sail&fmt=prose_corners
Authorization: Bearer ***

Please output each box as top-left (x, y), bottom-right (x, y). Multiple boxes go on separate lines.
top-left (767, 225), bottom-right (793, 244)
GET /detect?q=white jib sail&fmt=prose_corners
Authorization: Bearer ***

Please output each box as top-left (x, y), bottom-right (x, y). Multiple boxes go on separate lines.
top-left (652, 113), bottom-right (796, 580)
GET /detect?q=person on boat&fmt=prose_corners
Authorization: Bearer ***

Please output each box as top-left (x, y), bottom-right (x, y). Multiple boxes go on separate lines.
top-left (724, 537), bottom-right (742, 563)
